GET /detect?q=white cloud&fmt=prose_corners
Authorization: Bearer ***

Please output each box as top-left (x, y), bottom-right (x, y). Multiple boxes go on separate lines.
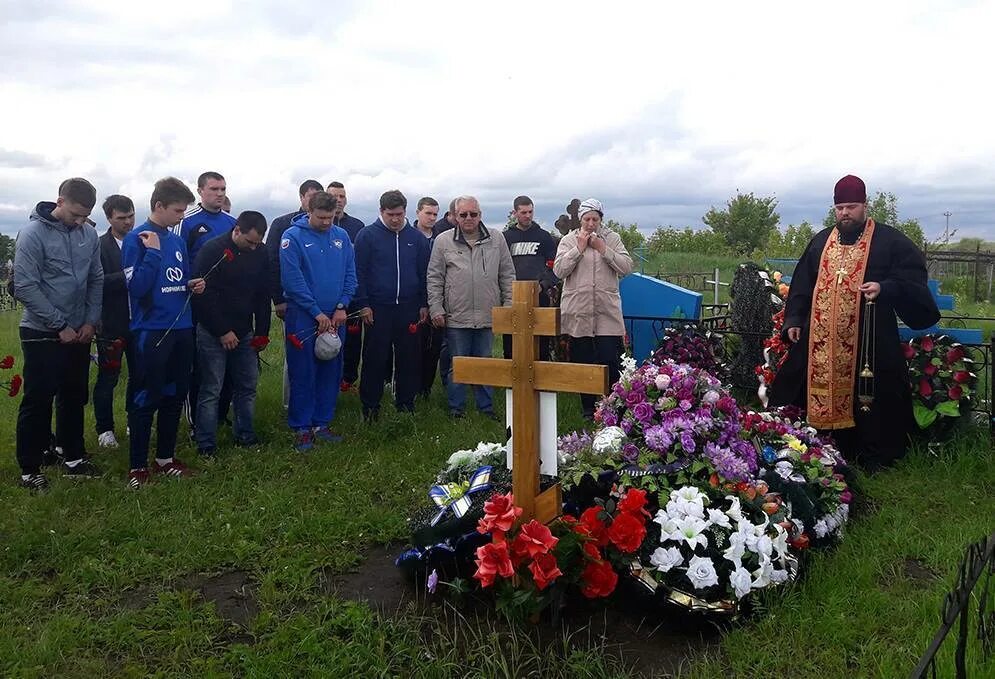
top-left (1, 0), bottom-right (993, 239)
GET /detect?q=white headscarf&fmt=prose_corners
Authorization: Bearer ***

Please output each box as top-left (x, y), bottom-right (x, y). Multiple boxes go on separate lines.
top-left (577, 198), bottom-right (604, 220)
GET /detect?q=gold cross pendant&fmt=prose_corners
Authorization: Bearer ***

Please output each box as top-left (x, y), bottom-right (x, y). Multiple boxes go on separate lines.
top-left (836, 268), bottom-right (847, 286)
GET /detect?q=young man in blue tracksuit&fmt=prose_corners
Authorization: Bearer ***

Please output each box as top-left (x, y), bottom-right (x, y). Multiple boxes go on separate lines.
top-left (353, 190), bottom-right (430, 421)
top-left (280, 191), bottom-right (357, 451)
top-left (121, 177), bottom-right (206, 489)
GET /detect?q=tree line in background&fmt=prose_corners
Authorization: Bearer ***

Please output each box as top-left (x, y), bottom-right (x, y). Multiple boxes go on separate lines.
top-left (605, 190), bottom-right (948, 260)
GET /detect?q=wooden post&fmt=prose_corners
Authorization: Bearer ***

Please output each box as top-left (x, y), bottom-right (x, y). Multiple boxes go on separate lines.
top-left (452, 281), bottom-right (608, 522)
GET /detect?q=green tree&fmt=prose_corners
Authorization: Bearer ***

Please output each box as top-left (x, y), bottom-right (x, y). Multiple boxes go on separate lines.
top-left (703, 192), bottom-right (780, 254)
top-left (822, 191), bottom-right (925, 248)
top-left (604, 219), bottom-right (646, 252)
top-left (766, 221), bottom-right (816, 258)
top-left (0, 233), bottom-right (13, 264)
top-left (647, 226), bottom-right (728, 255)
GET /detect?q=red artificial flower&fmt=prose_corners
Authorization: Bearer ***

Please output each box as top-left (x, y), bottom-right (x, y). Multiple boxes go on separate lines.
top-left (112, 338), bottom-right (126, 350)
top-left (924, 364), bottom-right (938, 377)
top-left (616, 488), bottom-right (650, 518)
top-left (223, 248), bottom-right (235, 262)
top-left (529, 552), bottom-right (562, 591)
top-left (946, 347), bottom-right (965, 364)
top-left (510, 520), bottom-right (558, 561)
top-left (0, 355), bottom-right (13, 370)
top-left (902, 343), bottom-right (916, 361)
top-left (920, 336), bottom-right (934, 352)
top-left (473, 540), bottom-right (514, 588)
top-left (545, 259), bottom-right (555, 269)
top-left (477, 493), bottom-right (522, 538)
top-left (952, 370), bottom-right (971, 384)
top-left (582, 542), bottom-right (602, 561)
top-left (287, 333), bottom-right (304, 350)
top-left (607, 511), bottom-right (646, 553)
top-left (8, 374), bottom-right (22, 397)
top-left (408, 322), bottom-right (419, 334)
top-left (918, 379), bottom-right (932, 398)
top-left (250, 336), bottom-right (270, 351)
top-left (580, 559), bottom-right (618, 598)
top-left (347, 321), bottom-right (362, 335)
top-left (577, 507), bottom-right (609, 546)
top-left (948, 385), bottom-right (963, 401)
top-left (789, 533), bottom-right (810, 550)
top-left (101, 360), bottom-right (121, 371)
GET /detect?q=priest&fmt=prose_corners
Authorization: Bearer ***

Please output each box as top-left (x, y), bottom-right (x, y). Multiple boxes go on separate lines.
top-left (770, 175), bottom-right (940, 470)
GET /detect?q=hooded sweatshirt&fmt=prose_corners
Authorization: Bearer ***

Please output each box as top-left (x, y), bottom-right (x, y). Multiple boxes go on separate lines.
top-left (13, 202), bottom-right (103, 332)
top-left (279, 214), bottom-right (357, 318)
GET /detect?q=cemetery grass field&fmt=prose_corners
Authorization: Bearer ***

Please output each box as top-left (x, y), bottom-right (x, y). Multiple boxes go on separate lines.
top-left (0, 310), bottom-right (993, 678)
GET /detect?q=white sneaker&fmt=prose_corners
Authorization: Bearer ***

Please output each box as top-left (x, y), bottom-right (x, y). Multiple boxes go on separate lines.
top-left (97, 431), bottom-right (119, 448)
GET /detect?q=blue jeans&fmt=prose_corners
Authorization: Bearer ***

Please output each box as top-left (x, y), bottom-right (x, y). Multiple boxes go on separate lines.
top-left (195, 325), bottom-right (259, 448)
top-left (445, 327), bottom-right (494, 414)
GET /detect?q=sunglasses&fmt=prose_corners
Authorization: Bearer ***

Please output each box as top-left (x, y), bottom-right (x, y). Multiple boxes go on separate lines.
top-left (458, 211), bottom-right (480, 218)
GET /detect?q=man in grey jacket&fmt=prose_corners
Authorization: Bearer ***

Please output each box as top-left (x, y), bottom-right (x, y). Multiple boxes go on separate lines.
top-left (13, 178), bottom-right (104, 491)
top-left (427, 195), bottom-right (514, 419)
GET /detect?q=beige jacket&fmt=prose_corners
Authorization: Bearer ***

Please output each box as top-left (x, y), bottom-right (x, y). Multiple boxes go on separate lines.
top-left (427, 224), bottom-right (515, 328)
top-left (553, 227), bottom-right (634, 337)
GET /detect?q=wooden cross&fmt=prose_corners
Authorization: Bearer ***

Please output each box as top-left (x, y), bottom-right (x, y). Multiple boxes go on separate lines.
top-left (452, 281), bottom-right (609, 523)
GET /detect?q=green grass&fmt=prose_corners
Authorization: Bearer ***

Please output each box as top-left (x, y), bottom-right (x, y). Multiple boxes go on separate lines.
top-left (1, 311), bottom-right (994, 678)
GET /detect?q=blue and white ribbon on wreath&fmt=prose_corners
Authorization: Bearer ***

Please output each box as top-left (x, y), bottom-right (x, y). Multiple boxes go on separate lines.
top-left (428, 465), bottom-right (492, 526)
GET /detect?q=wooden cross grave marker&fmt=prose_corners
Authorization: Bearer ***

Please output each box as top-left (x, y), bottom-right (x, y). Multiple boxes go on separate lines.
top-left (452, 281), bottom-right (609, 523)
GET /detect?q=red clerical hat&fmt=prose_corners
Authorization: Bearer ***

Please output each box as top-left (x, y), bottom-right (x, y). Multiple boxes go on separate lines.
top-left (834, 175), bottom-right (866, 204)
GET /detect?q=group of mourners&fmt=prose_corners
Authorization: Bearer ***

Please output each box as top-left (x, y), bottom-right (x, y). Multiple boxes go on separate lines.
top-left (9, 171), bottom-right (936, 492)
top-left (10, 173), bottom-right (636, 491)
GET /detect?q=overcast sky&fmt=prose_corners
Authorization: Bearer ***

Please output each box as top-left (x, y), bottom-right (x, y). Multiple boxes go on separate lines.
top-left (2, 0), bottom-right (993, 240)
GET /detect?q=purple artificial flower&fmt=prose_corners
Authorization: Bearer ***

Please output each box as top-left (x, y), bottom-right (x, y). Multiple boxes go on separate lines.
top-left (680, 431), bottom-right (696, 453)
top-left (679, 399), bottom-right (693, 412)
top-left (732, 440), bottom-right (759, 473)
top-left (630, 378), bottom-right (646, 394)
top-left (632, 401), bottom-right (656, 423)
top-left (427, 569), bottom-right (439, 594)
top-left (601, 410), bottom-right (619, 427)
top-left (716, 396), bottom-right (737, 415)
top-left (620, 418), bottom-right (633, 434)
top-left (622, 443), bottom-right (640, 463)
top-left (613, 382), bottom-right (626, 397)
top-left (702, 390), bottom-right (720, 406)
top-left (625, 390), bottom-right (643, 408)
top-left (705, 442), bottom-right (751, 482)
top-left (644, 425), bottom-right (673, 452)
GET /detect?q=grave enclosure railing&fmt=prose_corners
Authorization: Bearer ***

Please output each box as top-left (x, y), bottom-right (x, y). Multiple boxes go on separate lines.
top-left (621, 314), bottom-right (995, 439)
top-left (909, 533), bottom-right (995, 679)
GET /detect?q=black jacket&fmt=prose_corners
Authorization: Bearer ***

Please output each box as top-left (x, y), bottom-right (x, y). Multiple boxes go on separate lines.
top-left (267, 208), bottom-right (304, 306)
top-left (193, 231), bottom-right (271, 340)
top-left (98, 229), bottom-right (130, 337)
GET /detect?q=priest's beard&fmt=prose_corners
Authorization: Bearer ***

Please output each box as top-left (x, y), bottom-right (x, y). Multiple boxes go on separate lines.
top-left (836, 211), bottom-right (867, 235)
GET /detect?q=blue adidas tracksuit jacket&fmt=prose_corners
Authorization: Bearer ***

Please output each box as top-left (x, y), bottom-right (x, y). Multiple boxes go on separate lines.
top-left (279, 214), bottom-right (358, 430)
top-left (176, 204), bottom-right (236, 263)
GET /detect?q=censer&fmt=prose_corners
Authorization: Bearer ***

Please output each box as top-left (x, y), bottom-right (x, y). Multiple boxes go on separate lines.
top-left (857, 298), bottom-right (876, 411)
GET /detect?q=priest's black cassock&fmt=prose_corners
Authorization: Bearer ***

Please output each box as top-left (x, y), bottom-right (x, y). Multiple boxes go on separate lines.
top-left (769, 221), bottom-right (940, 468)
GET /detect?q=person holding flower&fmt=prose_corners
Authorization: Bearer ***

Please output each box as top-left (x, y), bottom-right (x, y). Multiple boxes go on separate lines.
top-left (553, 198), bottom-right (634, 420)
top-left (121, 177), bottom-right (206, 489)
top-left (191, 211), bottom-right (272, 456)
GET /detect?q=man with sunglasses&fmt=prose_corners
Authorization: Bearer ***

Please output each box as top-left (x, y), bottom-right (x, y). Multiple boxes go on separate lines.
top-left (427, 195), bottom-right (514, 419)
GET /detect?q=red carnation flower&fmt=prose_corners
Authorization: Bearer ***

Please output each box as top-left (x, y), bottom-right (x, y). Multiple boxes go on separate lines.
top-left (250, 336), bottom-right (270, 351)
top-left (577, 506), bottom-right (609, 546)
top-left (920, 336), bottom-right (934, 352)
top-left (924, 364), bottom-right (938, 376)
top-left (287, 333), bottom-right (304, 350)
top-left (948, 385), bottom-right (963, 401)
top-left (101, 360), bottom-right (121, 371)
top-left (945, 347), bottom-right (965, 364)
top-left (918, 379), bottom-right (932, 398)
top-left (223, 248), bottom-right (235, 262)
top-left (545, 259), bottom-right (555, 269)
top-left (0, 355), bottom-right (13, 370)
top-left (473, 540), bottom-right (514, 588)
top-left (902, 343), bottom-right (916, 360)
top-left (616, 488), bottom-right (650, 518)
top-left (347, 320), bottom-right (361, 335)
top-left (529, 552), bottom-right (562, 591)
top-left (8, 374), bottom-right (22, 397)
top-left (408, 322), bottom-right (419, 334)
top-left (952, 370), bottom-right (971, 384)
top-left (607, 511), bottom-right (646, 553)
top-left (477, 493), bottom-right (522, 539)
top-left (580, 558), bottom-right (618, 598)
top-left (112, 338), bottom-right (125, 350)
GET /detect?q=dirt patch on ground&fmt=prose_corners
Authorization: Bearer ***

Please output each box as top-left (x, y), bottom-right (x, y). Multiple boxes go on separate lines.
top-left (174, 570), bottom-right (259, 628)
top-left (326, 543), bottom-right (723, 678)
top-left (901, 557), bottom-right (941, 583)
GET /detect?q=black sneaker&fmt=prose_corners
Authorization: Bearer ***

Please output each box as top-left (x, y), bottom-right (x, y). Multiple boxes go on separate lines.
top-left (62, 459), bottom-right (102, 478)
top-left (449, 410), bottom-right (465, 419)
top-left (362, 408), bottom-right (380, 424)
top-left (19, 473), bottom-right (49, 492)
top-left (198, 446), bottom-right (217, 459)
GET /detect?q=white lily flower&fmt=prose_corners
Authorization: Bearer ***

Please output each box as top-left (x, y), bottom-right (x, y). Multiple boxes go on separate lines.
top-left (653, 513), bottom-right (682, 542)
top-left (676, 515), bottom-right (709, 550)
top-left (723, 532), bottom-right (747, 567)
top-left (685, 555), bottom-right (719, 590)
top-left (649, 546), bottom-right (684, 573)
top-left (707, 508), bottom-right (732, 529)
top-left (724, 496), bottom-right (744, 522)
top-left (672, 486), bottom-right (705, 504)
top-left (771, 524), bottom-right (789, 559)
top-left (752, 560), bottom-right (774, 589)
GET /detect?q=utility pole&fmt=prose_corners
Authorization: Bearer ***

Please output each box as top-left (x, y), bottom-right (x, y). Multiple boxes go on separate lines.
top-left (943, 211), bottom-right (952, 245)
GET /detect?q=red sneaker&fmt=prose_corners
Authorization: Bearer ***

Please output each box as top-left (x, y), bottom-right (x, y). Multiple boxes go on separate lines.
top-left (127, 468), bottom-right (153, 489)
top-left (154, 458), bottom-right (193, 478)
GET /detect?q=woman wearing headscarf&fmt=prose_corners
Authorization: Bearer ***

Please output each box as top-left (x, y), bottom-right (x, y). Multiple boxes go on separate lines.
top-left (553, 198), bottom-right (634, 419)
